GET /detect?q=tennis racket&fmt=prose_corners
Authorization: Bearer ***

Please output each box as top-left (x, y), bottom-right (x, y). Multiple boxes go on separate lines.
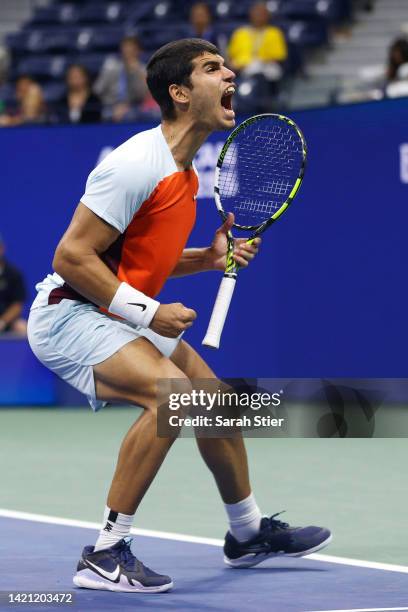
top-left (202, 113), bottom-right (307, 349)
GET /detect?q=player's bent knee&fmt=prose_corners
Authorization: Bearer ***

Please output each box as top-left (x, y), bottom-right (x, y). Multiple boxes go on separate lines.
top-left (129, 365), bottom-right (192, 415)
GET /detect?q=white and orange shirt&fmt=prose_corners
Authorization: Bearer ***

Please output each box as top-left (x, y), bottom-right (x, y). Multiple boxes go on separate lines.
top-left (40, 125), bottom-right (199, 306)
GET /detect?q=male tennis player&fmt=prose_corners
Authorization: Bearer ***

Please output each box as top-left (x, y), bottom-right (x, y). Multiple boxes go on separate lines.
top-left (28, 39), bottom-right (331, 594)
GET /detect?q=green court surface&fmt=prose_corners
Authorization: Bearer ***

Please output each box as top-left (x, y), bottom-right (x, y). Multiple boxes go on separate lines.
top-left (1, 407), bottom-right (406, 566)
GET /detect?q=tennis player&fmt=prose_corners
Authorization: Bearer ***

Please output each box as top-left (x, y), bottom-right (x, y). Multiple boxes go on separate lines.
top-left (28, 39), bottom-right (331, 594)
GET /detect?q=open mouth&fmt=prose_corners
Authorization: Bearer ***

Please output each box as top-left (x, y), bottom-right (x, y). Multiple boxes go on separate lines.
top-left (221, 86), bottom-right (236, 116)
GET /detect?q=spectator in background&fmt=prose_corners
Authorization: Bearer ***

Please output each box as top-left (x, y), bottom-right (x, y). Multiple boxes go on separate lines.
top-left (0, 75), bottom-right (46, 127)
top-left (227, 2), bottom-right (287, 81)
top-left (386, 37), bottom-right (408, 82)
top-left (0, 45), bottom-right (9, 85)
top-left (0, 234), bottom-right (27, 336)
top-left (187, 3), bottom-right (218, 47)
top-left (0, 44), bottom-right (10, 115)
top-left (94, 35), bottom-right (149, 122)
top-left (57, 64), bottom-right (101, 124)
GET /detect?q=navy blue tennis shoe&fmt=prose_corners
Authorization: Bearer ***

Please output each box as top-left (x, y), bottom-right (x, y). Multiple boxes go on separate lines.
top-left (224, 512), bottom-right (332, 568)
top-left (73, 537), bottom-right (173, 593)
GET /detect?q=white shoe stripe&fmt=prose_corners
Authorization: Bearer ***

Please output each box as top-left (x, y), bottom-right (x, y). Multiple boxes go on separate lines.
top-left (85, 559), bottom-right (120, 581)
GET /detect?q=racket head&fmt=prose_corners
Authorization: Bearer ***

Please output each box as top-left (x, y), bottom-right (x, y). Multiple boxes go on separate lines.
top-left (214, 113), bottom-right (307, 232)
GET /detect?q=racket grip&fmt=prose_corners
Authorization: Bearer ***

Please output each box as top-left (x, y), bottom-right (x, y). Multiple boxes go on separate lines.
top-left (202, 275), bottom-right (236, 349)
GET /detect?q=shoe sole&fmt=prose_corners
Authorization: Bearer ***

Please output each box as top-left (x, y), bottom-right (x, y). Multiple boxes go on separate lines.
top-left (73, 569), bottom-right (173, 593)
top-left (224, 534), bottom-right (333, 568)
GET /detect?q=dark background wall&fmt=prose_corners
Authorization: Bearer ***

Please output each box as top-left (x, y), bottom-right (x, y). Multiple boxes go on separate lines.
top-left (1, 98), bottom-right (408, 403)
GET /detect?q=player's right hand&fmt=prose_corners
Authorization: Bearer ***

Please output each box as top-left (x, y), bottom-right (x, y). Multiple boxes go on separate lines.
top-left (150, 303), bottom-right (197, 337)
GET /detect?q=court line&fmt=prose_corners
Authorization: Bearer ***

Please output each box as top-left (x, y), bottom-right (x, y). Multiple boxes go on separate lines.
top-left (305, 608), bottom-right (408, 612)
top-left (1, 508), bottom-right (408, 575)
top-left (0, 508), bottom-right (223, 546)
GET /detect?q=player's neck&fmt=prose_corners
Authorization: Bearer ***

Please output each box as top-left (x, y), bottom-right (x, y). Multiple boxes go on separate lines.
top-left (161, 119), bottom-right (210, 171)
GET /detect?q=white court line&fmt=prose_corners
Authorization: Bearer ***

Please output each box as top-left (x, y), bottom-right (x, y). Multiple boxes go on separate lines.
top-left (1, 508), bottom-right (408, 575)
top-left (306, 608), bottom-right (408, 612)
top-left (0, 508), bottom-right (223, 547)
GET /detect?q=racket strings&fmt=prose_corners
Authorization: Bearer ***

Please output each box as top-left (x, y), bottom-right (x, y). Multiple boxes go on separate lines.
top-left (218, 119), bottom-right (304, 227)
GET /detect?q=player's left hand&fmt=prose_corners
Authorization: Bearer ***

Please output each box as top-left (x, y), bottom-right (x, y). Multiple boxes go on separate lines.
top-left (208, 212), bottom-right (261, 271)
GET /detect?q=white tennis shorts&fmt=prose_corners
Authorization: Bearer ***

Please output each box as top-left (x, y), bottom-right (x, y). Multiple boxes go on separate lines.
top-left (27, 297), bottom-right (181, 411)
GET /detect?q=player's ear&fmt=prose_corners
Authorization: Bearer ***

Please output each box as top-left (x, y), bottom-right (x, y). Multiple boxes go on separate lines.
top-left (168, 84), bottom-right (190, 108)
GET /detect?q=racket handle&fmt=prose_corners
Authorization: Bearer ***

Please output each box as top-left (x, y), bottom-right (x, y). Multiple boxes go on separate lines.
top-left (202, 275), bottom-right (236, 349)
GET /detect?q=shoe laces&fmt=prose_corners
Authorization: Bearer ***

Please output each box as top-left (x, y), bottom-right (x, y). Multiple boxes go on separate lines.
top-left (265, 511), bottom-right (289, 533)
top-left (115, 538), bottom-right (138, 570)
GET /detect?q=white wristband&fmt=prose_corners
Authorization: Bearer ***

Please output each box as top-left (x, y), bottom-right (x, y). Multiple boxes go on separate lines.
top-left (109, 282), bottom-right (160, 329)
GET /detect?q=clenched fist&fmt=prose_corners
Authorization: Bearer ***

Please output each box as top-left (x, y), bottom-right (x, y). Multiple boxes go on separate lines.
top-left (150, 303), bottom-right (197, 338)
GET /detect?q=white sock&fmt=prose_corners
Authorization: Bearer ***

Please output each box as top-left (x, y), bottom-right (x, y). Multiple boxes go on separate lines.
top-left (224, 492), bottom-right (262, 542)
top-left (94, 506), bottom-right (134, 551)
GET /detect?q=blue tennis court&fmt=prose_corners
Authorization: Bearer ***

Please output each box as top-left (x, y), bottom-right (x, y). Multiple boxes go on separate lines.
top-left (1, 514), bottom-right (407, 612)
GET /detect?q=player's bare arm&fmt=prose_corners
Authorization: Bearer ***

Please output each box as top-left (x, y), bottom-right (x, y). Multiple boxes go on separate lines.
top-left (53, 203), bottom-right (121, 307)
top-left (53, 202), bottom-right (196, 337)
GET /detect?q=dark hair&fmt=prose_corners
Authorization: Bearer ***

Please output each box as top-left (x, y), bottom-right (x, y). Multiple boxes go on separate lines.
top-left (146, 38), bottom-right (219, 120)
top-left (65, 63), bottom-right (91, 87)
top-left (388, 37), bottom-right (408, 81)
top-left (16, 74), bottom-right (35, 84)
top-left (121, 35), bottom-right (141, 48)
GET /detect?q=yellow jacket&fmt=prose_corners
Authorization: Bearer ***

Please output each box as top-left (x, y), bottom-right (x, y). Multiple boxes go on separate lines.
top-left (228, 26), bottom-right (288, 69)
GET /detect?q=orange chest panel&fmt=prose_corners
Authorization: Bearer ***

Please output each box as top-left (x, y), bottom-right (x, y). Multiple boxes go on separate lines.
top-left (117, 170), bottom-right (198, 297)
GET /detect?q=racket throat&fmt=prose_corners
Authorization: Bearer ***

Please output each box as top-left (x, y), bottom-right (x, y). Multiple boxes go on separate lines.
top-left (225, 234), bottom-right (236, 274)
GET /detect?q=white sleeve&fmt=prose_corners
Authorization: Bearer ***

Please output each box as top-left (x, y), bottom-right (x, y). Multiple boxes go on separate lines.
top-left (80, 159), bottom-right (145, 234)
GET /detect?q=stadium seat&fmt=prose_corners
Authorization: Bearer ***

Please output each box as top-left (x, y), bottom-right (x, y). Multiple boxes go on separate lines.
top-left (136, 1), bottom-right (185, 24)
top-left (79, 2), bottom-right (126, 24)
top-left (70, 52), bottom-right (107, 75)
top-left (72, 27), bottom-right (124, 52)
top-left (127, 2), bottom-right (157, 23)
top-left (210, 0), bottom-right (253, 21)
top-left (267, 0), bottom-right (347, 23)
top-left (29, 4), bottom-right (79, 26)
top-left (279, 19), bottom-right (328, 47)
top-left (16, 55), bottom-right (68, 80)
top-left (38, 29), bottom-right (73, 53)
top-left (8, 28), bottom-right (72, 54)
top-left (21, 30), bottom-right (48, 53)
top-left (6, 33), bottom-right (28, 55)
top-left (137, 24), bottom-right (190, 51)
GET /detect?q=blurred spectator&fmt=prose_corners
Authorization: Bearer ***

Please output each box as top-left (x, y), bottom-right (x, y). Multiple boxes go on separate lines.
top-left (386, 38), bottom-right (408, 82)
top-left (94, 35), bottom-right (149, 122)
top-left (187, 3), bottom-right (218, 47)
top-left (56, 64), bottom-right (101, 124)
top-left (0, 45), bottom-right (9, 85)
top-left (227, 2), bottom-right (287, 81)
top-left (0, 44), bottom-right (10, 115)
top-left (0, 76), bottom-right (46, 127)
top-left (333, 33), bottom-right (408, 107)
top-left (0, 234), bottom-right (27, 336)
